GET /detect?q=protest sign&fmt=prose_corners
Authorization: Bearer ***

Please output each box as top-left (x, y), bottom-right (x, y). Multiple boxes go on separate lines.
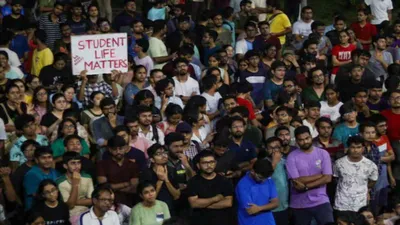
top-left (71, 33), bottom-right (128, 75)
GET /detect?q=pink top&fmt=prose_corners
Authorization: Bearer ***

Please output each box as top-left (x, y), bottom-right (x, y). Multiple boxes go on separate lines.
top-left (130, 136), bottom-right (151, 158)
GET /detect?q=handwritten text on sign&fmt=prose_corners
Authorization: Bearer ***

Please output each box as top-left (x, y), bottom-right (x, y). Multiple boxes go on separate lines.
top-left (71, 33), bottom-right (128, 75)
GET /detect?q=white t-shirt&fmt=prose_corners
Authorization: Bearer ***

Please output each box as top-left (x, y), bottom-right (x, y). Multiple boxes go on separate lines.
top-left (320, 101), bottom-right (343, 123)
top-left (333, 156), bottom-right (378, 212)
top-left (235, 39), bottom-right (251, 55)
top-left (302, 119), bottom-right (319, 138)
top-left (0, 48), bottom-right (21, 67)
top-left (365, 0), bottom-right (393, 25)
top-left (172, 76), bottom-right (200, 97)
top-left (252, 0), bottom-right (267, 21)
top-left (292, 19), bottom-right (314, 36)
top-left (147, 37), bottom-right (168, 69)
top-left (202, 91), bottom-right (222, 114)
top-left (0, 118), bottom-right (6, 140)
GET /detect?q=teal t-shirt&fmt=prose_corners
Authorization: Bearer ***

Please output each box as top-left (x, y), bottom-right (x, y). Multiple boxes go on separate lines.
top-left (51, 138), bottom-right (90, 158)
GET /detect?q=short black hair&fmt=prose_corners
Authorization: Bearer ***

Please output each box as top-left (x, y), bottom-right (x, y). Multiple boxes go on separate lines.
top-left (107, 135), bottom-right (126, 148)
top-left (204, 29), bottom-right (218, 42)
top-left (92, 185), bottom-right (113, 200)
top-left (62, 151), bottom-right (81, 165)
top-left (137, 182), bottom-right (155, 195)
top-left (15, 114), bottom-right (35, 131)
top-left (196, 150), bottom-right (215, 162)
top-left (271, 60), bottom-right (286, 71)
top-left (274, 125), bottom-right (290, 137)
top-left (136, 38), bottom-right (149, 52)
top-left (294, 126), bottom-right (311, 138)
top-left (304, 100), bottom-right (321, 109)
top-left (253, 159), bottom-right (274, 178)
top-left (370, 114), bottom-right (387, 125)
top-left (266, 136), bottom-right (283, 147)
top-left (100, 97), bottom-right (115, 109)
top-left (229, 115), bottom-right (246, 127)
top-left (236, 81), bottom-right (253, 94)
top-left (359, 122), bottom-right (376, 133)
top-left (165, 132), bottom-right (185, 147)
top-left (155, 78), bottom-right (174, 96)
top-left (152, 20), bottom-right (166, 34)
top-left (347, 135), bottom-right (364, 147)
top-left (34, 146), bottom-right (53, 158)
top-left (147, 143), bottom-right (165, 159)
top-left (311, 21), bottom-right (325, 30)
top-left (136, 105), bottom-right (153, 115)
top-left (34, 29), bottom-right (47, 43)
top-left (315, 117), bottom-right (333, 129)
top-left (21, 140), bottom-right (40, 153)
top-left (63, 134), bottom-right (82, 147)
top-left (230, 106), bottom-right (250, 118)
top-left (124, 115), bottom-right (139, 125)
top-left (113, 125), bottom-right (130, 135)
top-left (173, 58), bottom-right (189, 69)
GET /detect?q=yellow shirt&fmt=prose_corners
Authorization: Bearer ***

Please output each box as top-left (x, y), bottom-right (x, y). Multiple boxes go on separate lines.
top-left (31, 48), bottom-right (53, 76)
top-left (267, 12), bottom-right (292, 45)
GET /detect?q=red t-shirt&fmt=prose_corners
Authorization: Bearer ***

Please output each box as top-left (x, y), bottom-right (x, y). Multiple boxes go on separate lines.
top-left (331, 44), bottom-right (356, 75)
top-left (350, 22), bottom-right (377, 50)
top-left (381, 109), bottom-right (400, 141)
top-left (237, 97), bottom-right (256, 120)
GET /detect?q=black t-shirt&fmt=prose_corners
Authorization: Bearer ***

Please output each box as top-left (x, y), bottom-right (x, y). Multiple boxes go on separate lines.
top-left (187, 174), bottom-right (234, 225)
top-left (40, 112), bottom-right (59, 127)
top-left (0, 102), bottom-right (27, 124)
top-left (34, 202), bottom-right (70, 225)
top-left (39, 65), bottom-right (75, 88)
top-left (11, 163), bottom-right (31, 200)
top-left (2, 15), bottom-right (29, 31)
top-left (140, 166), bottom-right (180, 214)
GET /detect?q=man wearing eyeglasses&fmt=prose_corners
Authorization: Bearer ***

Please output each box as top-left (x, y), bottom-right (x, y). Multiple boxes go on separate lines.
top-left (96, 135), bottom-right (139, 207)
top-left (79, 186), bottom-right (120, 225)
top-left (236, 158), bottom-right (279, 225)
top-left (187, 150), bottom-right (234, 225)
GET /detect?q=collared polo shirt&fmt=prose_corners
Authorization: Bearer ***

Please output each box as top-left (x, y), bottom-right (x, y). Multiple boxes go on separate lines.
top-left (228, 139), bottom-right (257, 164)
top-left (78, 207), bottom-right (120, 225)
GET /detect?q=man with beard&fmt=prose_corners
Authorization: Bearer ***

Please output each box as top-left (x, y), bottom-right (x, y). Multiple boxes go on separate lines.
top-left (301, 39), bottom-right (326, 62)
top-left (92, 98), bottom-right (124, 154)
top-left (265, 0), bottom-right (292, 45)
top-left (333, 136), bottom-right (378, 219)
top-left (2, 0), bottom-right (28, 32)
top-left (292, 6), bottom-right (314, 50)
top-left (172, 58), bottom-right (200, 105)
top-left (381, 90), bottom-right (400, 188)
top-left (97, 135), bottom-right (139, 207)
top-left (38, 2), bottom-right (66, 50)
top-left (187, 150), bottom-right (234, 225)
top-left (24, 146), bottom-right (59, 210)
top-left (112, 0), bottom-right (141, 33)
top-left (128, 20), bottom-right (148, 58)
top-left (165, 132), bottom-right (196, 189)
top-left (351, 9), bottom-right (377, 51)
top-left (275, 126), bottom-right (297, 158)
top-left (313, 117), bottom-right (344, 160)
top-left (67, 3), bottom-right (89, 35)
top-left (228, 116), bottom-right (257, 172)
top-left (235, 22), bottom-right (258, 58)
top-left (79, 186), bottom-right (120, 225)
top-left (124, 116), bottom-right (151, 156)
top-left (302, 67), bottom-right (326, 102)
top-left (302, 100), bottom-right (321, 138)
top-left (210, 12), bottom-right (232, 46)
top-left (216, 96), bottom-right (238, 133)
top-left (286, 126), bottom-right (334, 225)
top-left (57, 152), bottom-right (94, 225)
top-left (352, 88), bottom-right (372, 123)
top-left (253, 21), bottom-right (282, 57)
top-left (54, 23), bottom-right (71, 56)
top-left (367, 81), bottom-right (390, 113)
top-left (337, 64), bottom-right (375, 103)
top-left (369, 35), bottom-right (393, 81)
top-left (236, 158), bottom-right (279, 225)
top-left (336, 49), bottom-right (376, 85)
top-left (202, 29), bottom-right (221, 66)
top-left (137, 105), bottom-right (165, 145)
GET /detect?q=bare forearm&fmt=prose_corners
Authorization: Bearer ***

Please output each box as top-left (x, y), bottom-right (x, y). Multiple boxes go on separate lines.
top-left (259, 199), bottom-right (279, 212)
top-left (207, 197), bottom-right (232, 209)
top-left (110, 182), bottom-right (131, 190)
top-left (190, 197), bottom-right (219, 208)
top-left (2, 177), bottom-right (20, 204)
top-left (76, 198), bottom-right (92, 206)
top-left (273, 28), bottom-right (292, 37)
top-left (306, 175), bottom-right (332, 188)
top-left (66, 185), bottom-right (79, 209)
top-left (111, 82), bottom-right (118, 97)
top-left (78, 82), bottom-right (87, 101)
top-left (153, 56), bottom-right (172, 64)
top-left (296, 174), bottom-right (323, 184)
top-left (156, 180), bottom-right (163, 196)
top-left (165, 180), bottom-right (180, 200)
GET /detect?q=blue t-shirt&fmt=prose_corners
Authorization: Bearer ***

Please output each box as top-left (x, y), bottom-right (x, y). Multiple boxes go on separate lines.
top-left (23, 165), bottom-right (59, 210)
top-left (239, 69), bottom-right (268, 106)
top-left (236, 173), bottom-right (278, 225)
top-left (228, 139), bottom-right (257, 164)
top-left (271, 159), bottom-right (289, 212)
top-left (11, 34), bottom-right (29, 59)
top-left (332, 123), bottom-right (359, 147)
top-left (264, 79), bottom-right (283, 103)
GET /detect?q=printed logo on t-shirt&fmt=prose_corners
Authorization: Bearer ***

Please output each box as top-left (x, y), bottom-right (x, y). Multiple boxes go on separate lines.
top-left (315, 159), bottom-right (322, 169)
top-left (156, 213), bottom-right (164, 223)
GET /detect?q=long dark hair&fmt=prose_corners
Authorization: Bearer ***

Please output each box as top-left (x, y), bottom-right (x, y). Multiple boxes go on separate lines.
top-left (57, 118), bottom-right (78, 139)
top-left (34, 179), bottom-right (61, 205)
top-left (33, 86), bottom-right (51, 111)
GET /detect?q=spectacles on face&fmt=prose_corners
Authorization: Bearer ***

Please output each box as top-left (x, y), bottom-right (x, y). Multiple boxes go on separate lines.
top-left (63, 124), bottom-right (75, 129)
top-left (200, 160), bottom-right (216, 165)
top-left (98, 198), bottom-right (114, 203)
top-left (154, 151), bottom-right (168, 156)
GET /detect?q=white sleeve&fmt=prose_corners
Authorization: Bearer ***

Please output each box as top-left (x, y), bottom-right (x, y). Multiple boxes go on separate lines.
top-left (235, 40), bottom-right (247, 55)
top-left (364, 0), bottom-right (372, 6)
top-left (0, 118), bottom-right (6, 140)
top-left (157, 128), bottom-right (165, 145)
top-left (292, 22), bottom-right (300, 34)
top-left (9, 51), bottom-right (21, 67)
top-left (388, 0), bottom-right (393, 10)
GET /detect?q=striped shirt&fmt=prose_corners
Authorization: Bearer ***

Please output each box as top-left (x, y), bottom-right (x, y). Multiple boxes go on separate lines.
top-left (39, 14), bottom-right (66, 50)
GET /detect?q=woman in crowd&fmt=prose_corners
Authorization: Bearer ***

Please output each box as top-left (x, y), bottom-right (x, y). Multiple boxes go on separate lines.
top-left (157, 103), bottom-right (183, 135)
top-left (62, 85), bottom-right (80, 112)
top-left (51, 118), bottom-right (90, 162)
top-left (40, 93), bottom-right (66, 137)
top-left (80, 91), bottom-right (105, 138)
top-left (0, 84), bottom-right (27, 132)
top-left (30, 86), bottom-right (50, 127)
top-left (33, 180), bottom-right (70, 225)
top-left (129, 182), bottom-right (171, 225)
top-left (261, 43), bottom-right (277, 71)
top-left (319, 85), bottom-right (343, 124)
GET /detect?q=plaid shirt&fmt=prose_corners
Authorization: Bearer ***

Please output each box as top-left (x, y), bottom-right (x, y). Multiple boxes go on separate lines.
top-left (83, 81), bottom-right (113, 106)
top-left (363, 144), bottom-right (382, 174)
top-left (184, 141), bottom-right (200, 160)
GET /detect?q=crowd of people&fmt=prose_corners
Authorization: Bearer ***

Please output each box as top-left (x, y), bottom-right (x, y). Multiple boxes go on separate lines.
top-left (0, 0), bottom-right (400, 224)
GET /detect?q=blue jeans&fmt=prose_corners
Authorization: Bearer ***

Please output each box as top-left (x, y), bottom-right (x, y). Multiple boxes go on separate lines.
top-left (292, 202), bottom-right (334, 225)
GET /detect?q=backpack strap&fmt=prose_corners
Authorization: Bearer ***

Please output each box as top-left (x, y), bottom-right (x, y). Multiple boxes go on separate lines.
top-left (151, 124), bottom-right (159, 143)
top-left (0, 103), bottom-right (14, 126)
